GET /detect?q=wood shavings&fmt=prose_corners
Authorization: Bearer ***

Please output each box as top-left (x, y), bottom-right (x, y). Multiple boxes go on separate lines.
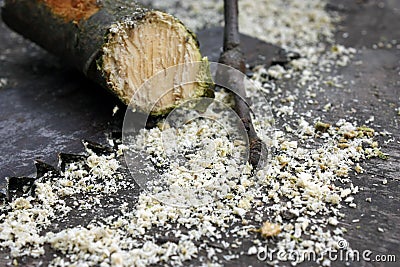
top-left (315, 121), bottom-right (331, 132)
top-left (260, 222), bottom-right (281, 238)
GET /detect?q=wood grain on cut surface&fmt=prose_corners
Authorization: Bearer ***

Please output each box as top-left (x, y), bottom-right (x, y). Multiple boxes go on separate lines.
top-left (2, 0), bottom-right (208, 115)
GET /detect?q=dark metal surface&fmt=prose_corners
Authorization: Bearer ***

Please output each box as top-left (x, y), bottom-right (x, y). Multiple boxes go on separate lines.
top-left (0, 38), bottom-right (120, 180)
top-left (198, 27), bottom-right (282, 67)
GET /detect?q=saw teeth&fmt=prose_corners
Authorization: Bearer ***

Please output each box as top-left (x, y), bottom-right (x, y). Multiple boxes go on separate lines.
top-left (2, 139), bottom-right (117, 202)
top-left (6, 176), bottom-right (37, 201)
top-left (58, 153), bottom-right (87, 172)
top-left (82, 140), bottom-right (114, 155)
top-left (35, 160), bottom-right (60, 179)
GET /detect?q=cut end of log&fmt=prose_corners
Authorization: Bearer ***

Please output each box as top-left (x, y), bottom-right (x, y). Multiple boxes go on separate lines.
top-left (2, 1), bottom-right (212, 116)
top-left (102, 11), bottom-right (211, 115)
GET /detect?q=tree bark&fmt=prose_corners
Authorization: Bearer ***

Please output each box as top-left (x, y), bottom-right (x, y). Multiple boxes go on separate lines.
top-left (2, 0), bottom-right (211, 115)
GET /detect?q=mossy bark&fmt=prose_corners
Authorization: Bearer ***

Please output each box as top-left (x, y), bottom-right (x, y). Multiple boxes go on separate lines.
top-left (2, 0), bottom-right (208, 115)
top-left (2, 0), bottom-right (147, 76)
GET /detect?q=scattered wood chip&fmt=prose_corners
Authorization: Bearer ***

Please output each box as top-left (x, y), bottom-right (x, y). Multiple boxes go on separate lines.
top-left (343, 130), bottom-right (357, 139)
top-left (315, 121), bottom-right (331, 132)
top-left (260, 221), bottom-right (281, 238)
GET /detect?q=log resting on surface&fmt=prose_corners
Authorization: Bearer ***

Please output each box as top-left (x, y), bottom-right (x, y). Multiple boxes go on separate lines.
top-left (2, 0), bottom-right (211, 115)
